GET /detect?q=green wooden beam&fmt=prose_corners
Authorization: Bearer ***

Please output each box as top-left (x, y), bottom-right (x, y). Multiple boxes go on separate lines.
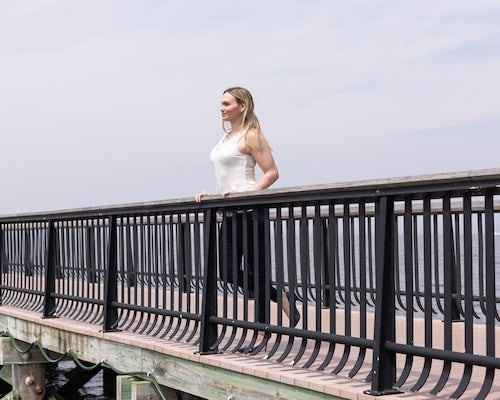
top-left (0, 365), bottom-right (12, 385)
top-left (0, 390), bottom-right (19, 400)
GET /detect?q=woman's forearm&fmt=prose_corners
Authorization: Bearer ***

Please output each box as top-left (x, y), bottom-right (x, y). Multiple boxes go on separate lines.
top-left (251, 168), bottom-right (279, 191)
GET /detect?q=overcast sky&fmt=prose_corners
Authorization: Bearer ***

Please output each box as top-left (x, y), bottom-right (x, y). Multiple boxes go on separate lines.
top-left (1, 1), bottom-right (499, 215)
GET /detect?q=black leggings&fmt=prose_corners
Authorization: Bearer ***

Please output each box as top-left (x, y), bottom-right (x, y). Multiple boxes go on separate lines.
top-left (219, 210), bottom-right (278, 322)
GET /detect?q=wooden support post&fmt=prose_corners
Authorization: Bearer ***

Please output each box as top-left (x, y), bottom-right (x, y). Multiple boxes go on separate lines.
top-left (103, 366), bottom-right (117, 399)
top-left (116, 375), bottom-right (136, 400)
top-left (0, 337), bottom-right (48, 399)
top-left (131, 381), bottom-right (160, 400)
top-left (116, 375), bottom-right (173, 400)
top-left (11, 364), bottom-right (46, 400)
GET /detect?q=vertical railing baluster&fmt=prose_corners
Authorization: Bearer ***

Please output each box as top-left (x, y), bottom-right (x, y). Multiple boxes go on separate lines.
top-left (394, 198), bottom-right (415, 387)
top-left (332, 203), bottom-right (352, 374)
top-left (178, 217), bottom-right (187, 294)
top-left (321, 218), bottom-right (330, 308)
top-left (430, 196), bottom-right (453, 394)
top-left (411, 196), bottom-right (433, 391)
top-left (200, 208), bottom-right (219, 354)
top-left (24, 225), bottom-right (33, 277)
top-left (86, 221), bottom-right (97, 284)
top-left (450, 193), bottom-right (474, 398)
top-left (366, 196), bottom-right (400, 395)
top-left (476, 191), bottom-right (496, 399)
top-left (183, 218), bottom-right (192, 296)
top-left (450, 212), bottom-right (461, 322)
top-left (262, 208), bottom-right (271, 327)
top-left (103, 216), bottom-right (118, 332)
top-left (43, 220), bottom-right (57, 318)
top-left (348, 201), bottom-right (367, 378)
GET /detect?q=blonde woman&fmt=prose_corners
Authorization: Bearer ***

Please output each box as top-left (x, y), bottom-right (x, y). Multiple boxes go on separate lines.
top-left (196, 87), bottom-right (300, 353)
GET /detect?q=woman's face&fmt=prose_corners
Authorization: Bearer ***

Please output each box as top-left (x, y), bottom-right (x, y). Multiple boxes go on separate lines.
top-left (220, 92), bottom-right (244, 124)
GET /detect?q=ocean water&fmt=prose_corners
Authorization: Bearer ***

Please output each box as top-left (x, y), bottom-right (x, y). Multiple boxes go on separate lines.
top-left (46, 361), bottom-right (111, 400)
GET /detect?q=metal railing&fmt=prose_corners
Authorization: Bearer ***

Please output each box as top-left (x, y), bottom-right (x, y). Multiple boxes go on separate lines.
top-left (1, 169), bottom-right (500, 398)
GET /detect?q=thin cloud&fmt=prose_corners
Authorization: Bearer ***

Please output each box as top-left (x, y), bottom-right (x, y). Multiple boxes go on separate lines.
top-left (1, 1), bottom-right (499, 214)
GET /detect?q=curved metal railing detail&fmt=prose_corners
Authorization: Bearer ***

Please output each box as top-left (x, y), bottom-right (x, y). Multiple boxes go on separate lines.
top-left (1, 169), bottom-right (500, 398)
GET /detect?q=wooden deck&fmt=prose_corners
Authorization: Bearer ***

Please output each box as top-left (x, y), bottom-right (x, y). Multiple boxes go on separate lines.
top-left (1, 301), bottom-right (500, 400)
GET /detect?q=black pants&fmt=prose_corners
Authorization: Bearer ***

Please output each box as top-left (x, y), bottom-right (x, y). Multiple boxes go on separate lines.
top-left (219, 210), bottom-right (278, 323)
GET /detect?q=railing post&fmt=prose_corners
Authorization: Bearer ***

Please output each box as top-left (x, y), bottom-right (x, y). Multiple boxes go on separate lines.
top-left (365, 196), bottom-right (401, 395)
top-left (199, 209), bottom-right (219, 354)
top-left (43, 220), bottom-right (57, 318)
top-left (103, 216), bottom-right (119, 332)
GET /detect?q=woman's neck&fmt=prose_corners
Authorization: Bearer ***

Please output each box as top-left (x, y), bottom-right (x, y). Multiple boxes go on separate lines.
top-left (225, 121), bottom-right (244, 140)
top-left (229, 119), bottom-right (244, 133)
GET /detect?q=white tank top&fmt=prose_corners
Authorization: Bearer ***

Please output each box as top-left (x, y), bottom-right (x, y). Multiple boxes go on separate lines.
top-left (209, 132), bottom-right (257, 194)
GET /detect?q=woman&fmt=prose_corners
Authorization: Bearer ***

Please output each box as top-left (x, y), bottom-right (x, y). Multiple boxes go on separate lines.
top-left (195, 87), bottom-right (299, 353)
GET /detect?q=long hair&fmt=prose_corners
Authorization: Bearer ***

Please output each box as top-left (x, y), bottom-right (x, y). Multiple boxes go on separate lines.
top-left (222, 87), bottom-right (263, 149)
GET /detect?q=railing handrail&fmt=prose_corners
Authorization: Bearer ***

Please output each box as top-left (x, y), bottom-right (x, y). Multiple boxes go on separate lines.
top-left (2, 167), bottom-right (500, 222)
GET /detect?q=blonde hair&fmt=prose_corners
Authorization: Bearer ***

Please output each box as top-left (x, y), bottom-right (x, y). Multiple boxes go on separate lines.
top-left (222, 87), bottom-right (264, 150)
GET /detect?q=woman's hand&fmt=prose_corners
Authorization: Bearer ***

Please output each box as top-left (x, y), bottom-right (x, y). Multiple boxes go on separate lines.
top-left (195, 190), bottom-right (211, 203)
top-left (196, 189), bottom-right (239, 202)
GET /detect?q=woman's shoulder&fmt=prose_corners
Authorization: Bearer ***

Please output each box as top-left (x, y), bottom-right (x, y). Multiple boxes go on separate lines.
top-left (244, 128), bottom-right (265, 147)
top-left (244, 127), bottom-right (260, 139)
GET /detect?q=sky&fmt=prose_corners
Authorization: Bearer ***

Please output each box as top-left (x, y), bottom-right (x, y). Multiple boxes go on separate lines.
top-left (1, 0), bottom-right (500, 215)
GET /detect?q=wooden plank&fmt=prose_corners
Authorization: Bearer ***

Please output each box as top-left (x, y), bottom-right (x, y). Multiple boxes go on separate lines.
top-left (3, 301), bottom-right (500, 399)
top-left (116, 375), bottom-right (178, 400)
top-left (143, 353), bottom-right (342, 400)
top-left (131, 381), bottom-right (160, 400)
top-left (0, 313), bottom-right (342, 400)
top-left (0, 337), bottom-right (48, 365)
top-left (116, 375), bottom-right (135, 400)
top-left (0, 320), bottom-right (144, 375)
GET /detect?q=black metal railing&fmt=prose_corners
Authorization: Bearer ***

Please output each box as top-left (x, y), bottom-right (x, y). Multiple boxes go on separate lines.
top-left (1, 169), bottom-right (500, 398)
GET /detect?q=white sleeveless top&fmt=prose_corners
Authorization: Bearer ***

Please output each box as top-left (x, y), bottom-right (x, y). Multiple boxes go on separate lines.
top-left (209, 132), bottom-right (256, 194)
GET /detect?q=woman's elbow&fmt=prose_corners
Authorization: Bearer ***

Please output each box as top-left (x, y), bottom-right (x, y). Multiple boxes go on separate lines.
top-left (271, 168), bottom-right (279, 184)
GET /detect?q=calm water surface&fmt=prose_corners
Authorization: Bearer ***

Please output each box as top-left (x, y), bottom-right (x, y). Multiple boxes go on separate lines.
top-left (46, 361), bottom-right (111, 400)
